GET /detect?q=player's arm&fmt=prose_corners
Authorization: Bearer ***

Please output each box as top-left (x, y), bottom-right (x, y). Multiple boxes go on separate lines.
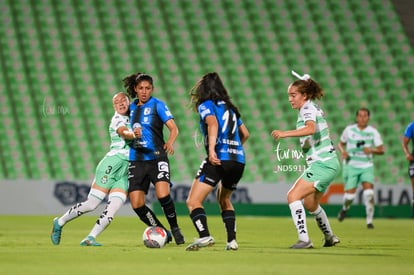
top-left (238, 124), bottom-right (249, 145)
top-left (338, 141), bottom-right (349, 160)
top-left (364, 144), bottom-right (384, 155)
top-left (402, 137), bottom-right (414, 161)
top-left (164, 119), bottom-right (179, 155)
top-left (205, 115), bottom-right (221, 165)
top-left (363, 130), bottom-right (384, 155)
top-left (271, 120), bottom-right (315, 140)
top-left (117, 126), bottom-right (135, 140)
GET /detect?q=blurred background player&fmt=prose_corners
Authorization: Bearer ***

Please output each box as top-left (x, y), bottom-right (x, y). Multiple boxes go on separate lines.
top-left (402, 120), bottom-right (414, 217)
top-left (185, 72), bottom-right (249, 251)
top-left (271, 71), bottom-right (340, 249)
top-left (123, 73), bottom-right (184, 245)
top-left (50, 92), bottom-right (135, 246)
top-left (337, 108), bottom-right (384, 228)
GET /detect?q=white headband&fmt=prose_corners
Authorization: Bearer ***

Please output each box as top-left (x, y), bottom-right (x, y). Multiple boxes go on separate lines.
top-left (291, 70), bottom-right (310, 81)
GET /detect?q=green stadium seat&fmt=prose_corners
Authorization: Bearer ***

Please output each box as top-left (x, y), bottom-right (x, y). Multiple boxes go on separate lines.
top-left (0, 0), bottom-right (413, 186)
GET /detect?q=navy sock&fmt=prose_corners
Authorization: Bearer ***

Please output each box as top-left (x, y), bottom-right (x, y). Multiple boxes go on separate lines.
top-left (133, 205), bottom-right (166, 231)
top-left (222, 210), bottom-right (236, 242)
top-left (190, 207), bottom-right (210, 238)
top-left (159, 195), bottom-right (178, 228)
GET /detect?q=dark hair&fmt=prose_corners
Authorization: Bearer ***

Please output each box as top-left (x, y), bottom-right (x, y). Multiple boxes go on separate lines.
top-left (290, 78), bottom-right (324, 100)
top-left (122, 72), bottom-right (153, 98)
top-left (190, 72), bottom-right (241, 118)
top-left (356, 107), bottom-right (370, 117)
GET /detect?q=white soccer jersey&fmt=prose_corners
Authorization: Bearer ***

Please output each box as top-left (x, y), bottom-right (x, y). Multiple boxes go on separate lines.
top-left (297, 100), bottom-right (336, 165)
top-left (340, 124), bottom-right (383, 168)
top-left (106, 112), bottom-right (131, 159)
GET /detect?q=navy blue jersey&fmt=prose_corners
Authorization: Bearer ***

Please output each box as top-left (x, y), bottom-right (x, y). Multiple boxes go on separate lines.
top-left (404, 121), bottom-right (414, 155)
top-left (129, 97), bottom-right (174, 161)
top-left (198, 100), bottom-right (245, 163)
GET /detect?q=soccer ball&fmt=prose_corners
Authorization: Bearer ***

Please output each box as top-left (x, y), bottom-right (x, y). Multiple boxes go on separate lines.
top-left (142, 226), bottom-right (168, 248)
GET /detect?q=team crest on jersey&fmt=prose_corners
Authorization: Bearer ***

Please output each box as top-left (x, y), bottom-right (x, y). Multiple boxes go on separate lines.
top-left (144, 108), bottom-right (151, 115)
top-left (101, 175), bottom-right (108, 184)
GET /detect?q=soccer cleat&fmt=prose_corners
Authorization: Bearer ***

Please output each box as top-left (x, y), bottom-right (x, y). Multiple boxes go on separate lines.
top-left (80, 236), bottom-right (102, 246)
top-left (323, 235), bottom-right (340, 247)
top-left (185, 236), bottom-right (215, 251)
top-left (290, 240), bottom-right (313, 249)
top-left (225, 239), bottom-right (238, 251)
top-left (367, 223), bottom-right (374, 229)
top-left (51, 217), bottom-right (62, 245)
top-left (337, 209), bottom-right (347, 222)
top-left (171, 227), bottom-right (185, 245)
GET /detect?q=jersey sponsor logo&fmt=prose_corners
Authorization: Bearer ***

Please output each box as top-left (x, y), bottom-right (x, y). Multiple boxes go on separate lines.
top-left (221, 138), bottom-right (240, 146)
top-left (200, 108), bottom-right (211, 118)
top-left (115, 120), bottom-right (125, 128)
top-left (221, 148), bottom-right (244, 155)
top-left (157, 172), bottom-right (165, 179)
top-left (157, 171), bottom-right (170, 180)
top-left (303, 112), bottom-right (312, 119)
top-left (205, 176), bottom-right (215, 184)
top-left (144, 108), bottom-right (151, 115)
top-left (158, 161), bottom-right (169, 172)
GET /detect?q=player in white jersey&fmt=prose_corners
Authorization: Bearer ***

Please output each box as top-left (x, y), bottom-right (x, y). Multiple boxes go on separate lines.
top-left (50, 93), bottom-right (136, 246)
top-left (337, 108), bottom-right (384, 228)
top-left (271, 71), bottom-right (340, 249)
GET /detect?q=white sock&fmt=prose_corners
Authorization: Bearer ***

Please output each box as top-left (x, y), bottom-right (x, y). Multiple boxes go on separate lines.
top-left (58, 195), bottom-right (102, 226)
top-left (309, 205), bottom-right (333, 238)
top-left (88, 192), bottom-right (126, 238)
top-left (363, 189), bottom-right (375, 224)
top-left (343, 192), bottom-right (356, 211)
top-left (289, 200), bottom-right (309, 242)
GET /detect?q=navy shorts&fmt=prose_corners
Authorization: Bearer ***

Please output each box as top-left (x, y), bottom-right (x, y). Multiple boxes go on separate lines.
top-left (195, 159), bottom-right (245, 190)
top-left (128, 157), bottom-right (171, 194)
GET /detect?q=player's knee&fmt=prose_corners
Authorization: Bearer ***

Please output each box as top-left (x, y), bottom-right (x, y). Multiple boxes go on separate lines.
top-left (363, 189), bottom-right (374, 203)
top-left (344, 192), bottom-right (356, 202)
top-left (287, 191), bottom-right (298, 204)
top-left (218, 197), bottom-right (232, 210)
top-left (186, 197), bottom-right (194, 210)
top-left (82, 199), bottom-right (100, 211)
top-left (186, 197), bottom-right (201, 212)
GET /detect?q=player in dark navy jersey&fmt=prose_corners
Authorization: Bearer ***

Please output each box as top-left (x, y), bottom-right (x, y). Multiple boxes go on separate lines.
top-left (402, 121), bottom-right (414, 217)
top-left (185, 72), bottom-right (249, 251)
top-left (123, 73), bottom-right (184, 245)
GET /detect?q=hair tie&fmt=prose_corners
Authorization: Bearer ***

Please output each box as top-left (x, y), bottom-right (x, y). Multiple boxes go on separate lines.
top-left (291, 70), bottom-right (310, 81)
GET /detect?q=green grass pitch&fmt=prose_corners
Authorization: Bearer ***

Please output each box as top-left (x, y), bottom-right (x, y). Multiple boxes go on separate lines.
top-left (0, 215), bottom-right (413, 275)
